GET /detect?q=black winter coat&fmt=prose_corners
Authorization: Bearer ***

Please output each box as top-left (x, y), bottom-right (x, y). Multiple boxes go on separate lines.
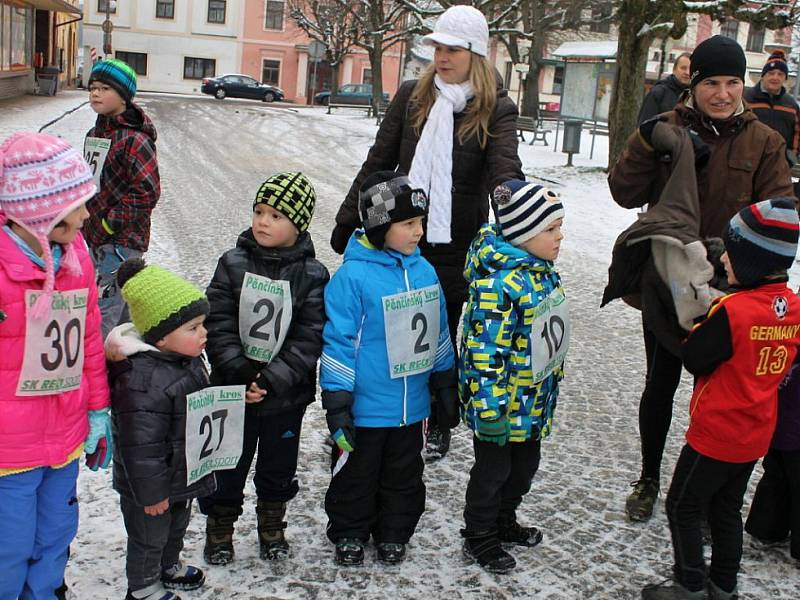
top-left (334, 78), bottom-right (524, 304)
top-left (110, 349), bottom-right (216, 506)
top-left (744, 83), bottom-right (800, 159)
top-left (205, 230), bottom-right (329, 416)
top-left (637, 75), bottom-right (687, 124)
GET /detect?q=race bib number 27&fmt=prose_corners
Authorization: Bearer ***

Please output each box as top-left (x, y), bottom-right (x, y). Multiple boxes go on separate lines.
top-left (17, 289), bottom-right (88, 396)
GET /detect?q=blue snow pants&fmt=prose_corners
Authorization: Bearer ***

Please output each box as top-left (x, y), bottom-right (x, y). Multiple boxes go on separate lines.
top-left (0, 460), bottom-right (79, 600)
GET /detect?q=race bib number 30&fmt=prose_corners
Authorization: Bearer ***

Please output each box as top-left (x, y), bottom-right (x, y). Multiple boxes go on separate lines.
top-left (530, 287), bottom-right (570, 383)
top-left (84, 137), bottom-right (111, 190)
top-left (185, 385), bottom-right (245, 485)
top-left (17, 289), bottom-right (88, 396)
top-left (383, 285), bottom-right (440, 379)
top-left (238, 272), bottom-right (292, 363)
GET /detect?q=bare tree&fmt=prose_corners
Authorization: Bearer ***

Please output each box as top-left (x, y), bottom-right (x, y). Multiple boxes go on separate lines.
top-left (288, 0), bottom-right (361, 94)
top-left (608, 0), bottom-right (797, 169)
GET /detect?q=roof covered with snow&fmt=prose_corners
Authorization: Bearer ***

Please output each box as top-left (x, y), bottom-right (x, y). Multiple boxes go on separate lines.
top-left (552, 41), bottom-right (618, 59)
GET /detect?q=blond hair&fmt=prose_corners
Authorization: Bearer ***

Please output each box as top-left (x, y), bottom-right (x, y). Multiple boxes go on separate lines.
top-left (410, 53), bottom-right (497, 149)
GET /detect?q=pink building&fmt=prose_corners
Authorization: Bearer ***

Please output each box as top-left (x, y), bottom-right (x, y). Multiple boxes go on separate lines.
top-left (240, 0), bottom-right (403, 104)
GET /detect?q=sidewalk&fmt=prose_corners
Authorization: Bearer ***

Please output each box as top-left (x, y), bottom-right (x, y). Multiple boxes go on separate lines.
top-left (0, 90), bottom-right (89, 139)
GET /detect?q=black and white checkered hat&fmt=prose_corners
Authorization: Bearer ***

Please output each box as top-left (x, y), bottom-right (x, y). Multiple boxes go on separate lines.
top-left (358, 171), bottom-right (428, 248)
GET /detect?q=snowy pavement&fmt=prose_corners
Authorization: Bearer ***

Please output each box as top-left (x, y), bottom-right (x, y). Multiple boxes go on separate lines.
top-left (2, 93), bottom-right (798, 599)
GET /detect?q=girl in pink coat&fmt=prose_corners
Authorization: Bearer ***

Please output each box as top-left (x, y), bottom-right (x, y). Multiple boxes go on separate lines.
top-left (0, 132), bottom-right (111, 599)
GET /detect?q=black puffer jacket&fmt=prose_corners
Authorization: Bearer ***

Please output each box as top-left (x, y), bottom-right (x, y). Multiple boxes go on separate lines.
top-left (205, 230), bottom-right (329, 416)
top-left (108, 327), bottom-right (216, 506)
top-left (334, 78), bottom-right (524, 304)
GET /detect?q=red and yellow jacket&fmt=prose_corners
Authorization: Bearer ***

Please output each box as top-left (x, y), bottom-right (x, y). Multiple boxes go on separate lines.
top-left (682, 281), bottom-right (800, 463)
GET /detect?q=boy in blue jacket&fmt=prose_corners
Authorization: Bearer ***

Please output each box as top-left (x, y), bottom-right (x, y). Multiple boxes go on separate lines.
top-left (320, 171), bottom-right (458, 566)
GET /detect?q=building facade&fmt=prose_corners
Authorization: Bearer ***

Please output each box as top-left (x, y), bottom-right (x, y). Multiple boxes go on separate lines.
top-left (82, 0), bottom-right (242, 94)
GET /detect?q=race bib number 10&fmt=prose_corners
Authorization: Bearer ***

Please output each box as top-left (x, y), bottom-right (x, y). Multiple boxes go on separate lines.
top-left (383, 285), bottom-right (440, 379)
top-left (238, 272), bottom-right (292, 363)
top-left (530, 287), bottom-right (570, 383)
top-left (17, 289), bottom-right (88, 396)
top-left (84, 137), bottom-right (111, 190)
top-left (185, 385), bottom-right (245, 485)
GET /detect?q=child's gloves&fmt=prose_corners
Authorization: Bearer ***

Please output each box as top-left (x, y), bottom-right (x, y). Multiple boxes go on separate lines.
top-left (475, 415), bottom-right (511, 446)
top-left (429, 369), bottom-right (461, 429)
top-left (322, 390), bottom-right (356, 452)
top-left (85, 409), bottom-right (113, 471)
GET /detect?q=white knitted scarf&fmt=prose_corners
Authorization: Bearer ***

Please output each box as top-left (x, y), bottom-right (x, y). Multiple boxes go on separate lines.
top-left (409, 75), bottom-right (474, 244)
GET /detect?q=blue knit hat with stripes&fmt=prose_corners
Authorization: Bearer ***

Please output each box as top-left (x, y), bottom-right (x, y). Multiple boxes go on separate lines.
top-left (493, 180), bottom-right (564, 248)
top-left (89, 59), bottom-right (137, 103)
top-left (723, 197), bottom-right (799, 286)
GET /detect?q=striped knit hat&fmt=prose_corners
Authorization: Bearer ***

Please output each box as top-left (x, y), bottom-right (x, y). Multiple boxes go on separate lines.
top-left (763, 49), bottom-right (789, 77)
top-left (89, 59), bottom-right (137, 103)
top-left (118, 258), bottom-right (210, 345)
top-left (493, 180), bottom-right (564, 248)
top-left (723, 197), bottom-right (799, 286)
top-left (253, 172), bottom-right (315, 233)
top-left (0, 132), bottom-right (96, 318)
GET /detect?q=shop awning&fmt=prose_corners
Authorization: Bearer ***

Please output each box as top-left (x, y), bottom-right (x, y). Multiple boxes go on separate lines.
top-left (22, 0), bottom-right (82, 15)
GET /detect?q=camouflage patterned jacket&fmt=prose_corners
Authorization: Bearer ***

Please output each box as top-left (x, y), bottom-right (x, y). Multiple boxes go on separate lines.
top-left (459, 224), bottom-right (568, 442)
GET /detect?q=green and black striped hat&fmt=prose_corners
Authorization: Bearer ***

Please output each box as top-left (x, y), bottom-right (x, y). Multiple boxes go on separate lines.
top-left (253, 172), bottom-right (316, 233)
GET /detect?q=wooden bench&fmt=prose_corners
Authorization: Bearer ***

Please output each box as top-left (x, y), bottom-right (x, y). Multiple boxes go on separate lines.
top-left (327, 100), bottom-right (372, 115)
top-left (517, 116), bottom-right (550, 146)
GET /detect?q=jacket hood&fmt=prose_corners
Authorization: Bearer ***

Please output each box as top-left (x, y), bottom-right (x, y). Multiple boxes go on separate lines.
top-left (677, 98), bottom-right (755, 137)
top-left (658, 74), bottom-right (688, 94)
top-left (343, 229), bottom-right (424, 268)
top-left (105, 322), bottom-right (159, 359)
top-left (236, 228), bottom-right (316, 264)
top-left (95, 103), bottom-right (157, 141)
top-left (464, 223), bottom-right (552, 282)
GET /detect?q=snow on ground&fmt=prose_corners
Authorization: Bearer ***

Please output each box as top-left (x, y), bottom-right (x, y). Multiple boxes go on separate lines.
top-left (1, 93), bottom-right (797, 599)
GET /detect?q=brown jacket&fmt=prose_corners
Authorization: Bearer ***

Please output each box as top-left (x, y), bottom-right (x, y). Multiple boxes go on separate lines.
top-left (335, 78), bottom-right (524, 303)
top-left (609, 102), bottom-right (793, 239)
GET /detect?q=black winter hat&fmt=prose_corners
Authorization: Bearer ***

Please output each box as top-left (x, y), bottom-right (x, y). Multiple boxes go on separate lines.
top-left (358, 171), bottom-right (428, 249)
top-left (723, 197), bottom-right (799, 286)
top-left (689, 35), bottom-right (746, 89)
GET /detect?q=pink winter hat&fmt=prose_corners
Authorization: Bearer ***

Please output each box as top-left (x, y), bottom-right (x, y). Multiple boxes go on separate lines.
top-left (0, 132), bottom-right (96, 317)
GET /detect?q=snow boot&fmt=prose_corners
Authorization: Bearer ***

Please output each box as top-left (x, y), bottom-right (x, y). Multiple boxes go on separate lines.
top-left (376, 542), bottom-right (406, 564)
top-left (460, 529), bottom-right (516, 574)
top-left (497, 514), bottom-right (543, 547)
top-left (126, 582), bottom-right (182, 600)
top-left (161, 561), bottom-right (205, 591)
top-left (626, 477), bottom-right (660, 522)
top-left (335, 538), bottom-right (364, 566)
top-left (425, 423), bottom-right (451, 462)
top-left (203, 505), bottom-right (239, 565)
top-left (641, 579), bottom-right (707, 600)
top-left (707, 581), bottom-right (738, 600)
top-left (256, 499), bottom-right (290, 560)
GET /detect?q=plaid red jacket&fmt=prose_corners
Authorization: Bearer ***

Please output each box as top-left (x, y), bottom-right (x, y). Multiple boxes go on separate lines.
top-left (83, 104), bottom-right (160, 252)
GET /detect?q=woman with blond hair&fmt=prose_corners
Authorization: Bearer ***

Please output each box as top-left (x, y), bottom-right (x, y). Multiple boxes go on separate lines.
top-left (330, 4), bottom-right (523, 461)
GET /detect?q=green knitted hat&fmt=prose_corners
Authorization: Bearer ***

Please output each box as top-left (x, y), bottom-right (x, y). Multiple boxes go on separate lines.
top-left (117, 259), bottom-right (209, 345)
top-left (253, 172), bottom-right (316, 233)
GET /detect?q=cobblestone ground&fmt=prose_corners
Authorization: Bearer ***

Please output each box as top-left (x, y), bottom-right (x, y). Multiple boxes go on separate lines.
top-left (3, 93), bottom-right (795, 598)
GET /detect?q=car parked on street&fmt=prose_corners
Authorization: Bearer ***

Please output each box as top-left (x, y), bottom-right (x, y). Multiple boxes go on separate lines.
top-left (314, 83), bottom-right (389, 106)
top-left (201, 74), bottom-right (284, 102)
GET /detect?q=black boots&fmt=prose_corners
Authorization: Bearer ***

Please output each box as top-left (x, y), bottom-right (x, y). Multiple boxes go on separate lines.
top-left (461, 529), bottom-right (516, 574)
top-left (376, 542), bottom-right (406, 564)
top-left (256, 500), bottom-right (290, 560)
top-left (335, 538), bottom-right (365, 566)
top-left (203, 505), bottom-right (239, 565)
top-left (497, 514), bottom-right (543, 547)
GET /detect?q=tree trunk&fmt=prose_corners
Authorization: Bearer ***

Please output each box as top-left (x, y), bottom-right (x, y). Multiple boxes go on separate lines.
top-left (608, 0), bottom-right (652, 169)
top-left (522, 33), bottom-right (546, 120)
top-left (369, 39), bottom-right (384, 110)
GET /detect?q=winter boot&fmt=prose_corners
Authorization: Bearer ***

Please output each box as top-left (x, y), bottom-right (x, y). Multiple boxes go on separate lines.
top-left (376, 542), bottom-right (406, 564)
top-left (126, 582), bottom-right (182, 600)
top-left (161, 561), bottom-right (205, 591)
top-left (497, 514), bottom-right (543, 547)
top-left (425, 424), bottom-right (451, 462)
top-left (641, 579), bottom-right (707, 600)
top-left (256, 499), bottom-right (290, 560)
top-left (461, 529), bottom-right (516, 574)
top-left (626, 477), bottom-right (660, 522)
top-left (335, 538), bottom-right (365, 566)
top-left (203, 505), bottom-right (239, 565)
top-left (706, 581), bottom-right (738, 600)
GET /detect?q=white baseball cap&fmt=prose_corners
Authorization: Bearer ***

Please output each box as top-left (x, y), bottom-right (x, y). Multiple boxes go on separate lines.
top-left (422, 5), bottom-right (489, 58)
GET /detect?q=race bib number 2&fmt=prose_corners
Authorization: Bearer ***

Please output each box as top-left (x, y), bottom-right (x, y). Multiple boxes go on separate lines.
top-left (185, 385), bottom-right (245, 485)
top-left (383, 285), bottom-right (440, 379)
top-left (17, 289), bottom-right (88, 396)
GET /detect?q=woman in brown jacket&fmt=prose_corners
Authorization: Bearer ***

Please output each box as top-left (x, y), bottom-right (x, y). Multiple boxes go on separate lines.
top-left (329, 6), bottom-right (523, 460)
top-left (609, 35), bottom-right (794, 526)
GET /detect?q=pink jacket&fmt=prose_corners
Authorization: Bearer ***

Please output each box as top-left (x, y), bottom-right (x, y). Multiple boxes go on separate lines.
top-left (0, 230), bottom-right (109, 469)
